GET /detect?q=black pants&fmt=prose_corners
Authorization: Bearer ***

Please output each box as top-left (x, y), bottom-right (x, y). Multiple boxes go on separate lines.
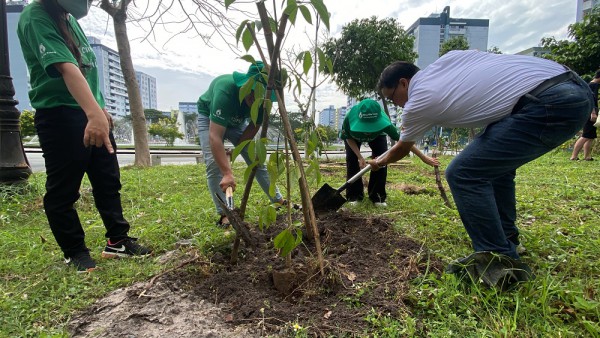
top-left (35, 106), bottom-right (129, 257)
top-left (344, 135), bottom-right (388, 203)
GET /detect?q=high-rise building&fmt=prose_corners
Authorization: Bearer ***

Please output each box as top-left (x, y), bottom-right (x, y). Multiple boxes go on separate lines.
top-left (88, 36), bottom-right (129, 116)
top-left (6, 1), bottom-right (30, 111)
top-left (136, 71), bottom-right (157, 110)
top-left (318, 105), bottom-right (336, 128)
top-left (336, 106), bottom-right (347, 131)
top-left (407, 6), bottom-right (489, 69)
top-left (178, 102), bottom-right (198, 114)
top-left (577, 0), bottom-right (599, 21)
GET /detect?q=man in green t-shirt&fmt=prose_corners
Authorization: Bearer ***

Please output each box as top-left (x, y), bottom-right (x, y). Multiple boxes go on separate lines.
top-left (197, 61), bottom-right (283, 226)
top-left (340, 99), bottom-right (438, 207)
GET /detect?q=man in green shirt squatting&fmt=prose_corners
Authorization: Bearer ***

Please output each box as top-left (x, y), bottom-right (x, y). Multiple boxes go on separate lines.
top-left (197, 61), bottom-right (284, 227)
top-left (340, 99), bottom-right (439, 207)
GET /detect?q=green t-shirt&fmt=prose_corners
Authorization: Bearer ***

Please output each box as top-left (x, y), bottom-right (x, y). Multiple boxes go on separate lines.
top-left (17, 2), bottom-right (105, 109)
top-left (339, 106), bottom-right (400, 143)
top-left (197, 74), bottom-right (263, 127)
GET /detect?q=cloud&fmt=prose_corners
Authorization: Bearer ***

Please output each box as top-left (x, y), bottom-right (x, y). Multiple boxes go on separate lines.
top-left (79, 1), bottom-right (574, 111)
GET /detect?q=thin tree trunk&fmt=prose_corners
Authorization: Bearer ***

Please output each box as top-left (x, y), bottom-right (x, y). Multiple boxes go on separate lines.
top-left (113, 17), bottom-right (150, 166)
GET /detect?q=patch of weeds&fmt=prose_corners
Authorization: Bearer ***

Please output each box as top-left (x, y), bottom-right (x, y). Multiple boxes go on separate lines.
top-left (341, 281), bottom-right (376, 308)
top-left (365, 308), bottom-right (418, 337)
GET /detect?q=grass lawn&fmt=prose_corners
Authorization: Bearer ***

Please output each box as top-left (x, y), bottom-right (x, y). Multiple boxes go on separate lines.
top-left (0, 151), bottom-right (598, 337)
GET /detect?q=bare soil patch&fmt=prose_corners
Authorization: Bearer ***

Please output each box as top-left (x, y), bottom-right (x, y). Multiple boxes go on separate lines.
top-left (69, 211), bottom-right (444, 337)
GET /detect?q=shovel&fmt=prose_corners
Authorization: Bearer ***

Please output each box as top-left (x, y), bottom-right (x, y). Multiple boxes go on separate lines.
top-left (312, 147), bottom-right (393, 213)
top-left (216, 186), bottom-right (256, 247)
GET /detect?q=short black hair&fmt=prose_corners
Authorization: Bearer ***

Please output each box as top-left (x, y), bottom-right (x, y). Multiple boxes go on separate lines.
top-left (595, 69), bottom-right (600, 79)
top-left (377, 61), bottom-right (420, 91)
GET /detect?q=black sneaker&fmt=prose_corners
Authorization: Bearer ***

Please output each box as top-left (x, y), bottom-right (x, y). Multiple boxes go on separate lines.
top-left (101, 237), bottom-right (152, 258)
top-left (65, 251), bottom-right (97, 273)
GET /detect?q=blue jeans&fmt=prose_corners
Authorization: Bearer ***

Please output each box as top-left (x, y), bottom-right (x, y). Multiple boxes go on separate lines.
top-left (445, 77), bottom-right (593, 259)
top-left (198, 114), bottom-right (282, 216)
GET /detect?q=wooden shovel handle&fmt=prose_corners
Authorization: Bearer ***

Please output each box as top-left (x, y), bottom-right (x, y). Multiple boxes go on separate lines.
top-left (225, 186), bottom-right (234, 210)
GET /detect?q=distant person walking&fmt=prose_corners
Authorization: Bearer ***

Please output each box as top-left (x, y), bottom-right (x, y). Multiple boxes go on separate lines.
top-left (197, 61), bottom-right (284, 227)
top-left (340, 99), bottom-right (438, 207)
top-left (570, 70), bottom-right (599, 161)
top-left (17, 0), bottom-right (152, 273)
top-left (371, 51), bottom-right (594, 287)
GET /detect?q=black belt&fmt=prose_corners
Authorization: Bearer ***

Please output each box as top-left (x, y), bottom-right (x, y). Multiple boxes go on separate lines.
top-left (512, 71), bottom-right (578, 113)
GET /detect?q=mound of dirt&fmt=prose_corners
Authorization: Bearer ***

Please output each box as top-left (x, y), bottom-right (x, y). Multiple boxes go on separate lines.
top-left (69, 211), bottom-right (444, 337)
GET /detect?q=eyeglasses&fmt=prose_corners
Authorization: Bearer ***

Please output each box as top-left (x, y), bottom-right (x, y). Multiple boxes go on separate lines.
top-left (385, 85), bottom-right (398, 103)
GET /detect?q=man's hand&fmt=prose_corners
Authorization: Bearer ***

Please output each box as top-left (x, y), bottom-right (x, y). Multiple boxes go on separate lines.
top-left (358, 156), bottom-right (367, 169)
top-left (84, 114), bottom-right (114, 153)
top-left (422, 156), bottom-right (440, 167)
top-left (368, 158), bottom-right (384, 172)
top-left (220, 173), bottom-right (236, 192)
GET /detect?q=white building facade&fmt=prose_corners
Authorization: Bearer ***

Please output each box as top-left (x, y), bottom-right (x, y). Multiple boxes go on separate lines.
top-left (407, 6), bottom-right (489, 69)
top-left (577, 0), bottom-right (599, 21)
top-left (88, 36), bottom-right (129, 117)
top-left (178, 102), bottom-right (198, 114)
top-left (136, 71), bottom-right (157, 110)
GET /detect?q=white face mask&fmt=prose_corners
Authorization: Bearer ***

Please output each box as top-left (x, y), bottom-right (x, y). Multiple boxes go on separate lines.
top-left (56, 0), bottom-right (91, 20)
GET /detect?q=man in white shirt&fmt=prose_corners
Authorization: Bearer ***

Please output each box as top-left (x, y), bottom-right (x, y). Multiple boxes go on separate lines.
top-left (370, 51), bottom-right (594, 287)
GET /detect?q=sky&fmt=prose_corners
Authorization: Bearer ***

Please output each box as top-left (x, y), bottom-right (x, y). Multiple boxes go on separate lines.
top-left (78, 0), bottom-right (575, 112)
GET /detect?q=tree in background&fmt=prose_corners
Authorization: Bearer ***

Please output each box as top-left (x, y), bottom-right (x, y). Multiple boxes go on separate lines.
top-left (143, 109), bottom-right (168, 124)
top-left (541, 6), bottom-right (600, 76)
top-left (147, 116), bottom-right (184, 147)
top-left (323, 17), bottom-right (417, 99)
top-left (19, 110), bottom-right (35, 140)
top-left (439, 36), bottom-right (470, 57)
top-left (487, 46), bottom-right (502, 54)
top-left (111, 118), bottom-right (133, 143)
top-left (315, 125), bottom-right (338, 149)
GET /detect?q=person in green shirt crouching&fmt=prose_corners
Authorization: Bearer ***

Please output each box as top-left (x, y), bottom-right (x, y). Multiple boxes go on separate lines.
top-left (340, 99), bottom-right (439, 207)
top-left (197, 61), bottom-right (284, 227)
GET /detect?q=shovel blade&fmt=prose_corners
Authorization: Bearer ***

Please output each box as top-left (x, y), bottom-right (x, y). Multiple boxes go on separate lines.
top-left (311, 183), bottom-right (347, 213)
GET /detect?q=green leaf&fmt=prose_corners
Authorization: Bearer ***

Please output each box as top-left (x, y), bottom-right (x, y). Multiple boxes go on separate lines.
top-left (269, 18), bottom-right (278, 33)
top-left (302, 51), bottom-right (313, 75)
top-left (250, 97), bottom-right (263, 125)
top-left (239, 77), bottom-right (254, 103)
top-left (257, 138), bottom-right (268, 164)
top-left (259, 205), bottom-right (277, 230)
top-left (224, 0), bottom-right (235, 10)
top-left (294, 74), bottom-right (302, 95)
top-left (247, 140), bottom-right (256, 162)
top-left (310, 0), bottom-right (330, 30)
top-left (284, 0), bottom-right (298, 26)
top-left (295, 229), bottom-right (303, 245)
top-left (305, 157), bottom-right (322, 186)
top-left (267, 153), bottom-right (280, 197)
top-left (240, 55), bottom-right (256, 64)
top-left (243, 161), bottom-right (258, 182)
top-left (235, 20), bottom-right (249, 43)
top-left (273, 229), bottom-right (299, 257)
top-left (232, 139), bottom-right (251, 163)
top-left (242, 27), bottom-right (253, 51)
top-left (254, 19), bottom-right (263, 32)
top-left (299, 5), bottom-right (312, 24)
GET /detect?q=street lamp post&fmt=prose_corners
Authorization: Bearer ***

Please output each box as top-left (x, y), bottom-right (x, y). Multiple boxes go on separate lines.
top-left (0, 0), bottom-right (31, 184)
